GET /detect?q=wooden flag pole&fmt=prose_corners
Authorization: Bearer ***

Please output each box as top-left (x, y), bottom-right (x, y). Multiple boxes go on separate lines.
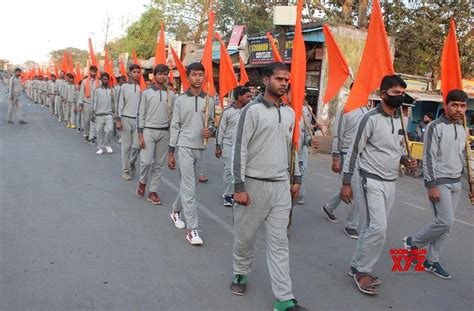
top-left (399, 107), bottom-right (414, 174)
top-left (304, 101), bottom-right (325, 137)
top-left (203, 81), bottom-right (210, 147)
top-left (463, 115), bottom-right (474, 205)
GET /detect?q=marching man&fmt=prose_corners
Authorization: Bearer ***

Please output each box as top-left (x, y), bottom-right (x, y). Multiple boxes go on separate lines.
top-left (92, 73), bottom-right (115, 155)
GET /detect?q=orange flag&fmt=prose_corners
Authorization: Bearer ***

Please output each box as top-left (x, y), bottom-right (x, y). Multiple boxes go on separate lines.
top-left (54, 64), bottom-right (59, 78)
top-left (322, 24), bottom-right (351, 104)
top-left (238, 56), bottom-right (249, 86)
top-left (88, 38), bottom-right (99, 68)
top-left (344, 0), bottom-right (394, 112)
top-left (118, 57), bottom-right (128, 81)
top-left (290, 0), bottom-right (306, 147)
top-left (170, 45), bottom-right (190, 91)
top-left (132, 48), bottom-right (147, 91)
top-left (68, 51), bottom-right (74, 75)
top-left (441, 19), bottom-right (463, 104)
top-left (201, 10), bottom-right (216, 96)
top-left (75, 63), bottom-right (83, 84)
top-left (215, 33), bottom-right (238, 108)
top-left (155, 21), bottom-right (167, 66)
top-left (61, 51), bottom-right (68, 73)
top-left (47, 68), bottom-right (52, 80)
top-left (266, 32), bottom-right (283, 63)
top-left (104, 49), bottom-right (115, 85)
top-left (168, 60), bottom-right (175, 87)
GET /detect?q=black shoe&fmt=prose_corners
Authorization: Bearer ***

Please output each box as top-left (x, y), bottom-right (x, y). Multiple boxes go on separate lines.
top-left (424, 261), bottom-right (451, 279)
top-left (321, 206), bottom-right (339, 223)
top-left (7, 121), bottom-right (14, 124)
top-left (223, 195), bottom-right (234, 207)
top-left (344, 227), bottom-right (359, 239)
top-left (89, 137), bottom-right (97, 145)
top-left (19, 120), bottom-right (28, 125)
top-left (84, 136), bottom-right (89, 143)
top-left (230, 274), bottom-right (247, 296)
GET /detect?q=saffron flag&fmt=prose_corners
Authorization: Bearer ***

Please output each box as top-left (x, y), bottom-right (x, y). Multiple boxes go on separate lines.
top-left (290, 0), bottom-right (306, 147)
top-left (132, 48), bottom-right (147, 92)
top-left (238, 56), bottom-right (249, 86)
top-left (441, 19), bottom-right (463, 104)
top-left (54, 64), bottom-right (59, 78)
top-left (201, 10), bottom-right (216, 96)
top-left (344, 0), bottom-right (394, 113)
top-left (322, 25), bottom-right (351, 104)
top-left (266, 32), bottom-right (283, 63)
top-left (168, 60), bottom-right (174, 86)
top-left (155, 21), bottom-right (167, 66)
top-left (68, 51), bottom-right (74, 75)
top-left (88, 38), bottom-right (99, 68)
top-left (170, 45), bottom-right (190, 91)
top-left (118, 57), bottom-right (128, 81)
top-left (215, 33), bottom-right (238, 108)
top-left (61, 51), bottom-right (68, 74)
top-left (103, 49), bottom-right (115, 86)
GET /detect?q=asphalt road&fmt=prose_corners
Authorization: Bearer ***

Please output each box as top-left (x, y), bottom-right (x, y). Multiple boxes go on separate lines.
top-left (0, 83), bottom-right (473, 311)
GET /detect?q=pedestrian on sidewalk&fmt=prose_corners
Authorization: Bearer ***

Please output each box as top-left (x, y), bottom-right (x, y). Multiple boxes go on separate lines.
top-left (230, 62), bottom-right (306, 311)
top-left (340, 75), bottom-right (417, 295)
top-left (167, 62), bottom-right (215, 245)
top-left (117, 64), bottom-right (142, 180)
top-left (92, 73), bottom-right (115, 155)
top-left (403, 89), bottom-right (470, 280)
top-left (136, 64), bottom-right (175, 205)
top-left (7, 68), bottom-right (27, 125)
top-left (215, 86), bottom-right (252, 207)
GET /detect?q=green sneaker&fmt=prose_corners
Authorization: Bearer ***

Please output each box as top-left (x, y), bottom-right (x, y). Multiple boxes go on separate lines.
top-left (274, 299), bottom-right (308, 311)
top-left (230, 274), bottom-right (247, 296)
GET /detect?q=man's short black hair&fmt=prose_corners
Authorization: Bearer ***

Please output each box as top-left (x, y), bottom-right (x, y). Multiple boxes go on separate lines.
top-left (244, 81), bottom-right (257, 87)
top-left (89, 65), bottom-right (98, 72)
top-left (380, 75), bottom-right (407, 92)
top-left (101, 72), bottom-right (110, 79)
top-left (129, 64), bottom-right (141, 72)
top-left (51, 74), bottom-right (56, 79)
top-left (446, 89), bottom-right (468, 105)
top-left (234, 86), bottom-right (251, 100)
top-left (425, 112), bottom-right (434, 120)
top-left (66, 73), bottom-right (74, 79)
top-left (118, 76), bottom-right (126, 82)
top-left (154, 64), bottom-right (169, 75)
top-left (262, 62), bottom-right (289, 78)
top-left (14, 68), bottom-right (22, 73)
top-left (186, 62), bottom-right (205, 76)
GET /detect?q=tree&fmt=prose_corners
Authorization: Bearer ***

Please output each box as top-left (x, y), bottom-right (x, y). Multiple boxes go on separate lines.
top-left (49, 48), bottom-right (89, 66)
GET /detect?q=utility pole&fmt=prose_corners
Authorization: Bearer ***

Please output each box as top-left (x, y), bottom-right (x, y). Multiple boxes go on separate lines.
top-left (275, 0), bottom-right (289, 62)
top-left (103, 15), bottom-right (112, 48)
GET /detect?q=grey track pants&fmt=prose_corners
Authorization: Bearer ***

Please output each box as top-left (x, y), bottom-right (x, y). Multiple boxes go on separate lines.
top-left (139, 129), bottom-right (169, 192)
top-left (351, 177), bottom-right (396, 273)
top-left (96, 115), bottom-right (114, 150)
top-left (222, 144), bottom-right (233, 196)
top-left (55, 96), bottom-right (63, 120)
top-left (82, 103), bottom-right (93, 137)
top-left (233, 177), bottom-right (294, 301)
top-left (120, 117), bottom-right (139, 174)
top-left (172, 147), bottom-right (203, 229)
top-left (66, 102), bottom-right (75, 125)
top-left (7, 96), bottom-right (24, 122)
top-left (412, 182), bottom-right (461, 263)
top-left (325, 154), bottom-right (361, 229)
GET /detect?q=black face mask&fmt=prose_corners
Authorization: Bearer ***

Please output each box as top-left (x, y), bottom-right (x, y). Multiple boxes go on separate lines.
top-left (385, 93), bottom-right (405, 108)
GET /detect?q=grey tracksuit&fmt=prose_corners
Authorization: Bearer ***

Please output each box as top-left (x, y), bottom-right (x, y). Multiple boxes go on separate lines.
top-left (412, 115), bottom-right (466, 263)
top-left (48, 80), bottom-right (56, 114)
top-left (232, 94), bottom-right (301, 302)
top-left (7, 76), bottom-right (24, 122)
top-left (343, 105), bottom-right (406, 273)
top-left (326, 106), bottom-right (370, 229)
top-left (75, 88), bottom-right (82, 129)
top-left (64, 82), bottom-right (77, 125)
top-left (138, 85), bottom-right (175, 192)
top-left (54, 79), bottom-right (64, 120)
top-left (169, 89), bottom-right (215, 229)
top-left (118, 82), bottom-right (142, 174)
top-left (79, 78), bottom-right (99, 138)
top-left (216, 103), bottom-right (243, 196)
top-left (93, 86), bottom-right (115, 150)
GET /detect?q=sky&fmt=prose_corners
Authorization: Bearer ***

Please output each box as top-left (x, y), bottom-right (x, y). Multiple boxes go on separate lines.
top-left (0, 0), bottom-right (149, 65)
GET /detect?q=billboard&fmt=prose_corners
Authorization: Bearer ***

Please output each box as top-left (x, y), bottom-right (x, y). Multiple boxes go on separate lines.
top-left (248, 37), bottom-right (293, 65)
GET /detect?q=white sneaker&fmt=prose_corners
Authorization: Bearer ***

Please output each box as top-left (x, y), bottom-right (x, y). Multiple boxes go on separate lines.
top-left (96, 149), bottom-right (104, 155)
top-left (170, 212), bottom-right (185, 229)
top-left (186, 229), bottom-right (203, 245)
top-left (105, 146), bottom-right (113, 154)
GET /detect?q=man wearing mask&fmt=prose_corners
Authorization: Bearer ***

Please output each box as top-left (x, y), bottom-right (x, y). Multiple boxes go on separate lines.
top-left (215, 86), bottom-right (252, 207)
top-left (7, 68), bottom-right (27, 125)
top-left (92, 73), bottom-right (115, 155)
top-left (136, 64), bottom-right (175, 205)
top-left (340, 75), bottom-right (416, 295)
top-left (117, 64), bottom-right (142, 180)
top-left (79, 66), bottom-right (100, 144)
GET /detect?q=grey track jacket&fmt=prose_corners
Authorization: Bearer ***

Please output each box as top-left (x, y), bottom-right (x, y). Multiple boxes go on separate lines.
top-left (332, 106), bottom-right (370, 156)
top-left (169, 89), bottom-right (215, 152)
top-left (64, 83), bottom-right (76, 103)
top-left (118, 82), bottom-right (142, 118)
top-left (138, 85), bottom-right (175, 133)
top-left (233, 94), bottom-right (302, 193)
top-left (79, 78), bottom-right (99, 105)
top-left (9, 76), bottom-right (22, 97)
top-left (92, 86), bottom-right (115, 116)
top-left (423, 114), bottom-right (466, 188)
top-left (343, 105), bottom-right (406, 184)
top-left (216, 103), bottom-right (242, 147)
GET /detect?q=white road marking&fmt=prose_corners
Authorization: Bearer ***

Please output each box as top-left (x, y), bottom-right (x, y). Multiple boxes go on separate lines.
top-left (404, 202), bottom-right (474, 227)
top-left (316, 173), bottom-right (334, 180)
top-left (404, 202), bottom-right (426, 210)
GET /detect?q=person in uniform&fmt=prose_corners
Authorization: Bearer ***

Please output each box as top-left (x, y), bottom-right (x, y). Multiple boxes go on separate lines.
top-left (47, 74), bottom-right (56, 115)
top-left (79, 66), bottom-right (100, 144)
top-left (7, 68), bottom-right (27, 125)
top-left (64, 74), bottom-right (77, 129)
top-left (92, 72), bottom-right (115, 155)
top-left (55, 71), bottom-right (66, 122)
